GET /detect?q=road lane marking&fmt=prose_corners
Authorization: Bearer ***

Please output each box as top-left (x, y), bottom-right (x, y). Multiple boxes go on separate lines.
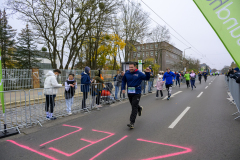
top-left (197, 92), bottom-right (203, 98)
top-left (205, 86), bottom-right (208, 89)
top-left (169, 107), bottom-right (191, 129)
top-left (162, 91), bottom-right (182, 100)
top-left (209, 83), bottom-right (211, 85)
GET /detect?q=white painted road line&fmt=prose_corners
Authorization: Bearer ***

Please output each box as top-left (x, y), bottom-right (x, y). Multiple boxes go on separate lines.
top-left (162, 91), bottom-right (182, 100)
top-left (205, 86), bottom-right (208, 89)
top-left (168, 107), bottom-right (191, 129)
top-left (209, 83), bottom-right (211, 85)
top-left (197, 92), bottom-right (203, 98)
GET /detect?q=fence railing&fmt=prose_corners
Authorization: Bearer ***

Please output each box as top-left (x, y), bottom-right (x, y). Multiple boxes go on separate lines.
top-left (225, 76), bottom-right (240, 120)
top-left (2, 69), bottom-right (117, 90)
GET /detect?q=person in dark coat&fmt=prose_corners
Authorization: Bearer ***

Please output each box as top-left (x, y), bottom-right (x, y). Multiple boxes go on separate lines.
top-left (81, 66), bottom-right (91, 110)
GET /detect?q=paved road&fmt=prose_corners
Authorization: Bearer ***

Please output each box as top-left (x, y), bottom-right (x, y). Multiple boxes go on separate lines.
top-left (1, 75), bottom-right (240, 160)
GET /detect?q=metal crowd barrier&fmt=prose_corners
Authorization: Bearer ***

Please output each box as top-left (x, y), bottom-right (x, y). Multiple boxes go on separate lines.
top-left (0, 90), bottom-right (27, 137)
top-left (0, 80), bottom-right (160, 138)
top-left (225, 76), bottom-right (240, 120)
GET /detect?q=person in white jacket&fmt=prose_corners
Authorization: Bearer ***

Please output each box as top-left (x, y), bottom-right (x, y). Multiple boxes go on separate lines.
top-left (44, 69), bottom-right (62, 120)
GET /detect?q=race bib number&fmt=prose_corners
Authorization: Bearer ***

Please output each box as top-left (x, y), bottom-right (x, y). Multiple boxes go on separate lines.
top-left (128, 87), bottom-right (136, 93)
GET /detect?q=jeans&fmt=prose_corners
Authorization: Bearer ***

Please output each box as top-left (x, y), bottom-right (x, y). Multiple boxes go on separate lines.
top-left (96, 90), bottom-right (102, 105)
top-left (128, 94), bottom-right (141, 124)
top-left (115, 85), bottom-right (119, 100)
top-left (191, 80), bottom-right (196, 89)
top-left (45, 95), bottom-right (56, 113)
top-left (66, 97), bottom-right (74, 113)
top-left (176, 79), bottom-right (180, 86)
top-left (82, 92), bottom-right (88, 109)
top-left (148, 81), bottom-right (153, 92)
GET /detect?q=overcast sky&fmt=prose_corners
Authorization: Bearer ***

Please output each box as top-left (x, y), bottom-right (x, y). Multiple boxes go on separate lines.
top-left (1, 0), bottom-right (234, 70)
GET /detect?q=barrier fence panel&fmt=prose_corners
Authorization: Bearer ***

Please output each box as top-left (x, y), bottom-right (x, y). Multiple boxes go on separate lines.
top-left (0, 90), bottom-right (27, 137)
top-left (225, 76), bottom-right (240, 120)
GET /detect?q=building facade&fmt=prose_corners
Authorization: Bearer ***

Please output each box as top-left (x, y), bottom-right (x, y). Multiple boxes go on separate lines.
top-left (130, 41), bottom-right (183, 71)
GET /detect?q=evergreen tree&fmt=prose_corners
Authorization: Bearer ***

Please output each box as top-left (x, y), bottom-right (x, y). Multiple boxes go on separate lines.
top-left (14, 24), bottom-right (41, 69)
top-left (0, 9), bottom-right (16, 69)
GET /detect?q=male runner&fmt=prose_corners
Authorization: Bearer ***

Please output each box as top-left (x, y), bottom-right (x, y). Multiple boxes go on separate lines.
top-left (122, 62), bottom-right (150, 129)
top-left (163, 68), bottom-right (176, 100)
top-left (202, 70), bottom-right (208, 82)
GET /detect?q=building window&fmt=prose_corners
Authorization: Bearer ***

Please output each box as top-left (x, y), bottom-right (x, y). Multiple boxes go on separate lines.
top-left (150, 51), bottom-right (153, 56)
top-left (146, 52), bottom-right (149, 57)
top-left (137, 46), bottom-right (140, 50)
top-left (143, 53), bottom-right (145, 57)
top-left (146, 45), bottom-right (149, 49)
top-left (155, 44), bottom-right (158, 48)
top-left (150, 44), bottom-right (153, 49)
top-left (133, 53), bottom-right (136, 57)
top-left (137, 53), bottom-right (140, 57)
top-left (142, 45), bottom-right (145, 49)
top-left (155, 51), bottom-right (158, 56)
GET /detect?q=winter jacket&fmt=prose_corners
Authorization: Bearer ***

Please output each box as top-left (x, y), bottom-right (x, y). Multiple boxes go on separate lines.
top-left (155, 79), bottom-right (164, 90)
top-left (81, 71), bottom-right (91, 92)
top-left (149, 74), bottom-right (154, 82)
top-left (184, 73), bottom-right (190, 81)
top-left (230, 71), bottom-right (240, 80)
top-left (202, 72), bottom-right (208, 77)
top-left (115, 74), bottom-right (123, 86)
top-left (93, 70), bottom-right (104, 90)
top-left (65, 79), bottom-right (77, 99)
top-left (190, 73), bottom-right (196, 80)
top-left (176, 73), bottom-right (180, 80)
top-left (122, 69), bottom-right (150, 94)
top-left (163, 71), bottom-right (176, 85)
top-left (44, 71), bottom-right (62, 95)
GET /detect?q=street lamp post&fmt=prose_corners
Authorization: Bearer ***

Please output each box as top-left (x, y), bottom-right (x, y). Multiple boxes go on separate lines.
top-left (183, 47), bottom-right (191, 58)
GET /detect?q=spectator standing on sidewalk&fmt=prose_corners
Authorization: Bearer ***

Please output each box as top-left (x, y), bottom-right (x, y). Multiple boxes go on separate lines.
top-left (81, 67), bottom-right (91, 110)
top-left (44, 69), bottom-right (62, 120)
top-left (65, 74), bottom-right (77, 115)
top-left (115, 71), bottom-right (124, 100)
top-left (148, 73), bottom-right (154, 93)
top-left (92, 70), bottom-right (104, 108)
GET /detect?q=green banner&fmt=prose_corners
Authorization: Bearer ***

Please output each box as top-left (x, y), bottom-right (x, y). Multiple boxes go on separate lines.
top-left (0, 50), bottom-right (5, 113)
top-left (193, 0), bottom-right (240, 67)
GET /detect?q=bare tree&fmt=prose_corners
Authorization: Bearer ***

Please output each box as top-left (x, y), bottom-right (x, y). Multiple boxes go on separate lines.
top-left (120, 1), bottom-right (150, 62)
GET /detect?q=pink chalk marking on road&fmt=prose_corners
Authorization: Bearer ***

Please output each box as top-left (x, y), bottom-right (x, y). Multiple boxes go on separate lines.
top-left (137, 139), bottom-right (192, 160)
top-left (89, 135), bottom-right (128, 160)
top-left (40, 124), bottom-right (82, 146)
top-left (49, 129), bottom-right (115, 157)
top-left (7, 140), bottom-right (58, 160)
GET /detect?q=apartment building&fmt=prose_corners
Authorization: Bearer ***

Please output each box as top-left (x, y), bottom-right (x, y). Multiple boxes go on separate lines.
top-left (130, 41), bottom-right (183, 71)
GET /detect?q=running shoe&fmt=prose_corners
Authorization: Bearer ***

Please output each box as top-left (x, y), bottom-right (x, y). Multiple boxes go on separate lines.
top-left (50, 116), bottom-right (57, 120)
top-left (167, 97), bottom-right (170, 100)
top-left (138, 106), bottom-right (143, 116)
top-left (68, 112), bottom-right (72, 115)
top-left (127, 123), bottom-right (134, 129)
top-left (46, 116), bottom-right (50, 120)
